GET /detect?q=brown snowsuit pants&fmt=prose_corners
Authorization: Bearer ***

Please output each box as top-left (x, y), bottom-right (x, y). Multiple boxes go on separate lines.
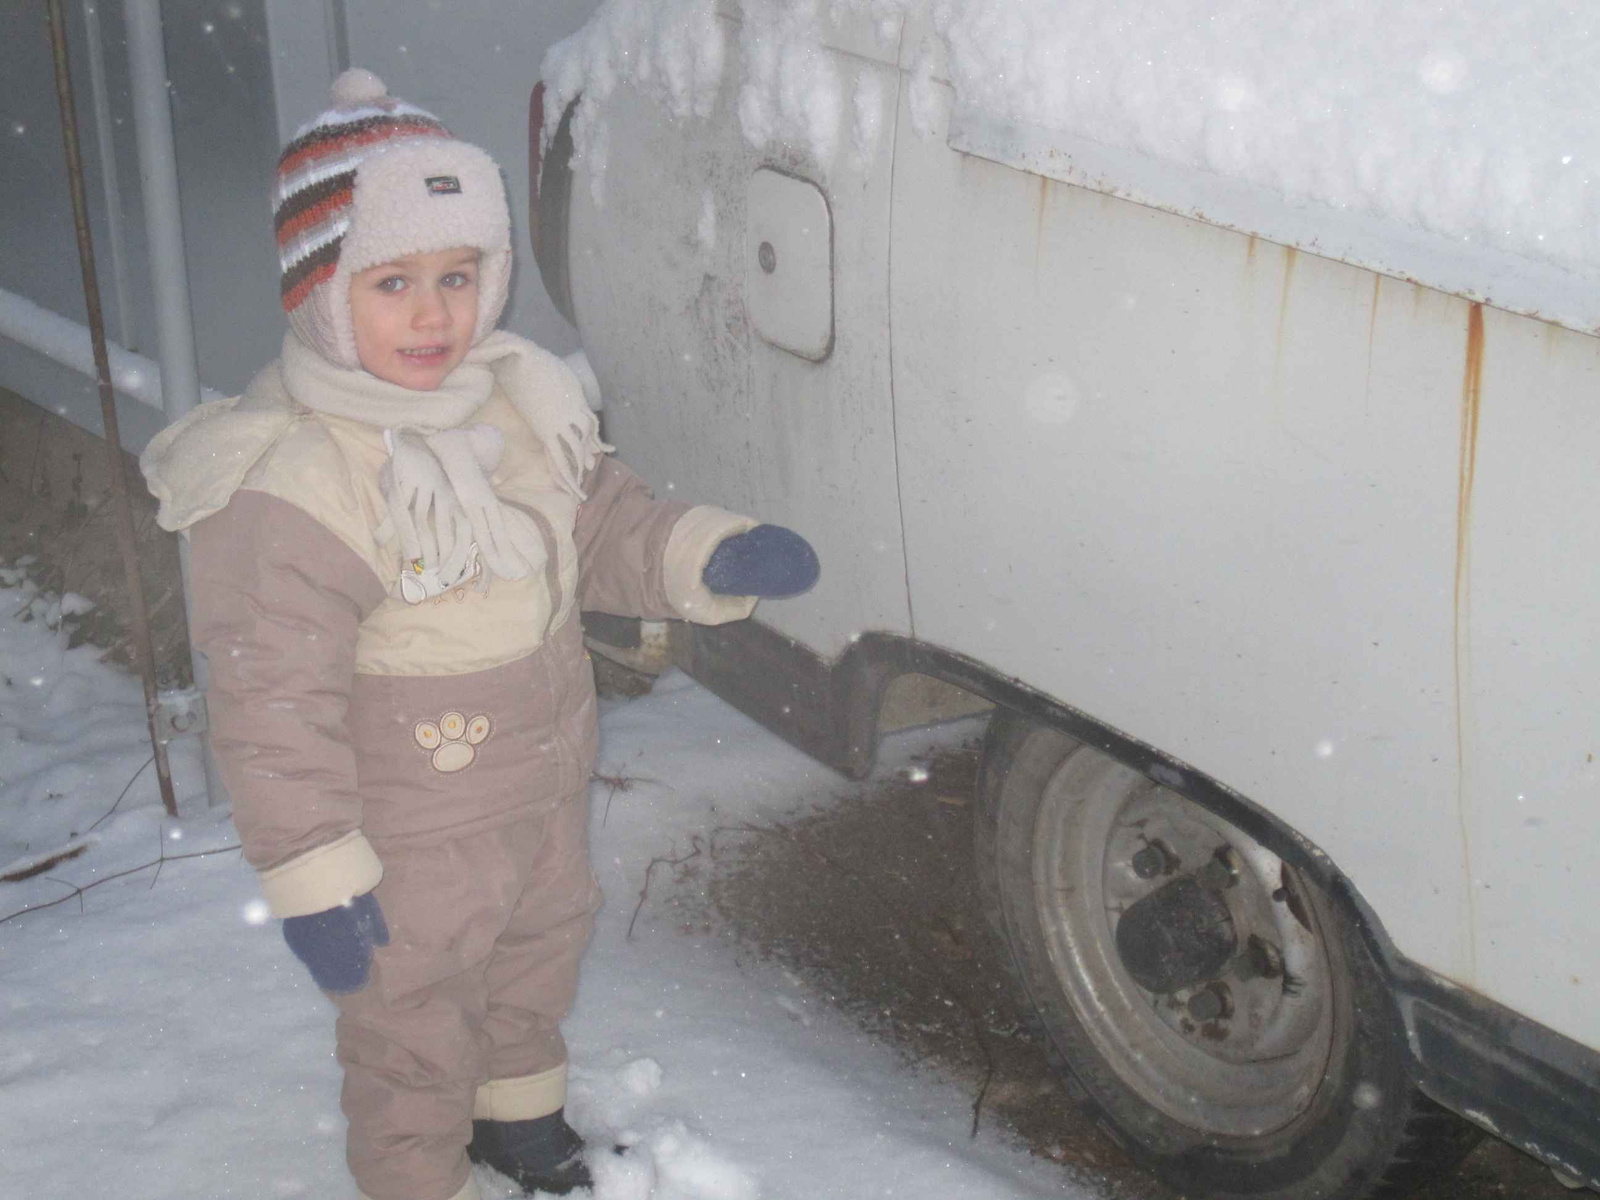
top-left (333, 792), bottom-right (601, 1200)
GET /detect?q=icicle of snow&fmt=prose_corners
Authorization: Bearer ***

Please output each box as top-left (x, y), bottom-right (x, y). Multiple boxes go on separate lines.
top-left (736, 0), bottom-right (844, 168)
top-left (849, 70), bottom-right (886, 165)
top-left (541, 0), bottom-right (726, 202)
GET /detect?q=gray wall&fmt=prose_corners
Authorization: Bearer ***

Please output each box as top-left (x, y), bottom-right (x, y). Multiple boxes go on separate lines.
top-left (2, 2), bottom-right (142, 337)
top-left (165, 0), bottom-right (287, 395)
top-left (1, 0), bottom-right (285, 447)
top-left (0, 0), bottom-right (597, 455)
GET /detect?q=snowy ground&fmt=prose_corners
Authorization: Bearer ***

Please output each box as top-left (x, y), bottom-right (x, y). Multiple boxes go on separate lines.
top-left (0, 577), bottom-right (1089, 1200)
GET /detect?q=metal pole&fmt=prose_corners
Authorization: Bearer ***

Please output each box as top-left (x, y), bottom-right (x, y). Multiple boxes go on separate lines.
top-left (122, 0), bottom-right (228, 814)
top-left (123, 0), bottom-right (200, 425)
top-left (0, 285), bottom-right (227, 412)
top-left (81, 0), bottom-right (136, 352)
top-left (46, 0), bottom-right (178, 818)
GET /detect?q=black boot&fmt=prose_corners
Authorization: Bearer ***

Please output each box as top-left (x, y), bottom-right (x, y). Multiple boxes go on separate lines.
top-left (466, 1108), bottom-right (593, 1196)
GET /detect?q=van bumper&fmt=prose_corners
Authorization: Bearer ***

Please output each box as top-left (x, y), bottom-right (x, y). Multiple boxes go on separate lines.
top-left (1398, 968), bottom-right (1600, 1191)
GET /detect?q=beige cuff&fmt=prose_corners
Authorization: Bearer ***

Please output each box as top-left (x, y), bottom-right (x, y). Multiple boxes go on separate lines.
top-left (473, 1063), bottom-right (567, 1121)
top-left (363, 1176), bottom-right (480, 1200)
top-left (663, 505), bottom-right (761, 625)
top-left (257, 831), bottom-right (384, 919)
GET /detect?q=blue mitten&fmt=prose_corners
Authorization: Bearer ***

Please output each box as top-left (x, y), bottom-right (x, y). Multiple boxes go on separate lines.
top-left (702, 524), bottom-right (819, 597)
top-left (281, 891), bottom-right (390, 994)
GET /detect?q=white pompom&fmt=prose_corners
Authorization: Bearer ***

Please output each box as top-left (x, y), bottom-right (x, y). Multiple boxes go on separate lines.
top-left (330, 67), bottom-right (387, 107)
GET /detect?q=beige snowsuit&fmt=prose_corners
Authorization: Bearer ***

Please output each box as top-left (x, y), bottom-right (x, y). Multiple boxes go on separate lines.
top-left (157, 360), bottom-right (755, 1200)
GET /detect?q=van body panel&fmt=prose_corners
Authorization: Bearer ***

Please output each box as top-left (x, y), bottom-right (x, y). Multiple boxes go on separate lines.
top-left (888, 83), bottom-right (1599, 1049)
top-left (1460, 308), bottom-right (1600, 1043)
top-left (889, 80), bottom-right (1474, 987)
top-left (566, 37), bottom-right (912, 656)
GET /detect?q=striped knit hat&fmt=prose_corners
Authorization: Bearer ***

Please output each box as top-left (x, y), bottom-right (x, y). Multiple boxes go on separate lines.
top-left (272, 68), bottom-right (512, 369)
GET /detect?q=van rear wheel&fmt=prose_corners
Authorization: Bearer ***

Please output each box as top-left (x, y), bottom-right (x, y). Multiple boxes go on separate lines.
top-left (975, 711), bottom-right (1479, 1200)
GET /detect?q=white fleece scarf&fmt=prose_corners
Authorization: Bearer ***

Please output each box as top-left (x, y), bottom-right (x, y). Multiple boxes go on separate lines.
top-left (142, 329), bottom-right (609, 599)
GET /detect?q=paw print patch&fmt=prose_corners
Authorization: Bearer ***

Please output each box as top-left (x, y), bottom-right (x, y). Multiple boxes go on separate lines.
top-left (415, 711), bottom-right (491, 773)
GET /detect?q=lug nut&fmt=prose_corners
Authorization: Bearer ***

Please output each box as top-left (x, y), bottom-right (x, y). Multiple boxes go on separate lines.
top-left (1131, 845), bottom-right (1166, 879)
top-left (1131, 839), bottom-right (1179, 880)
top-left (1197, 846), bottom-right (1240, 891)
top-left (1186, 982), bottom-right (1232, 1023)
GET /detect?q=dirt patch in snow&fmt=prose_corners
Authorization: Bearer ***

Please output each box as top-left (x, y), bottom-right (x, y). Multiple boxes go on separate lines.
top-left (0, 386), bottom-right (191, 685)
top-left (698, 731), bottom-right (1576, 1200)
top-left (703, 734), bottom-right (1178, 1200)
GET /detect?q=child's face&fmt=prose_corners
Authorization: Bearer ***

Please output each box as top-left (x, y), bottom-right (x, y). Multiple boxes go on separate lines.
top-left (348, 247), bottom-right (481, 390)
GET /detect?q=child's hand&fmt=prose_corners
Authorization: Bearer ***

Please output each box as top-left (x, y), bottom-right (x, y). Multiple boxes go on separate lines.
top-left (702, 524), bottom-right (819, 598)
top-left (281, 891), bottom-right (390, 994)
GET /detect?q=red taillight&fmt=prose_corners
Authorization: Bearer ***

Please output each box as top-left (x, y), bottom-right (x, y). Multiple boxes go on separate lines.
top-left (527, 80), bottom-right (580, 327)
top-left (529, 80), bottom-right (547, 208)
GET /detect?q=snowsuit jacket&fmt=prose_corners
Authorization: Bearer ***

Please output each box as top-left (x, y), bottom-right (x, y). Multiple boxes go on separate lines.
top-left (185, 384), bottom-right (756, 918)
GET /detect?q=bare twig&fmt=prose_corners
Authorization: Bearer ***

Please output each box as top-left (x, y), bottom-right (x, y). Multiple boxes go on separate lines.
top-left (594, 770), bottom-right (634, 827)
top-left (44, 874), bottom-right (84, 915)
top-left (591, 769), bottom-right (664, 826)
top-left (86, 753), bottom-right (155, 834)
top-left (0, 843), bottom-right (242, 926)
top-left (627, 836), bottom-right (704, 941)
top-left (149, 824), bottom-right (165, 890)
top-left (1, 755), bottom-right (157, 885)
top-left (962, 1008), bottom-right (999, 1137)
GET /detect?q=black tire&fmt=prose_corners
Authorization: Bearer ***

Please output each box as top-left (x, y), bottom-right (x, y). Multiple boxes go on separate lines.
top-left (971, 713), bottom-right (1065, 1035)
top-left (975, 710), bottom-right (1480, 1200)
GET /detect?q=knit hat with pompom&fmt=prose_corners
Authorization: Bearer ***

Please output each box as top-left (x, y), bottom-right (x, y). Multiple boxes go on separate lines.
top-left (272, 68), bottom-right (512, 368)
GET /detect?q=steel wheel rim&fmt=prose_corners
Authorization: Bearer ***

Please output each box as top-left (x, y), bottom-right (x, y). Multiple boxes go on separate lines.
top-left (1030, 748), bottom-right (1337, 1138)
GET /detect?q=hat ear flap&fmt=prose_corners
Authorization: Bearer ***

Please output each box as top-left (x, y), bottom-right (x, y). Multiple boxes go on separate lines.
top-left (288, 258), bottom-right (362, 369)
top-left (473, 246), bottom-right (513, 343)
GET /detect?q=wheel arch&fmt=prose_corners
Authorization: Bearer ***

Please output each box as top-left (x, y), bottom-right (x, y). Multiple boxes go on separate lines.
top-left (845, 631), bottom-right (1393, 957)
top-left (686, 619), bottom-right (1379, 923)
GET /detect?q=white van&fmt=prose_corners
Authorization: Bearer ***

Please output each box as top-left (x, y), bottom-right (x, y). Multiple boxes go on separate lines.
top-left (527, 4), bottom-right (1599, 1197)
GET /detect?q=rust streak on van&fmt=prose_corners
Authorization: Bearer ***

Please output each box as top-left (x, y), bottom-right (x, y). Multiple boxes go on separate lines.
top-left (1454, 302), bottom-right (1485, 972)
top-left (1455, 303), bottom-right (1484, 706)
top-left (1363, 275), bottom-right (1381, 417)
top-left (1035, 174), bottom-right (1050, 263)
top-left (1275, 247), bottom-right (1297, 344)
top-left (1543, 317), bottom-right (1563, 358)
top-left (1271, 247), bottom-right (1298, 408)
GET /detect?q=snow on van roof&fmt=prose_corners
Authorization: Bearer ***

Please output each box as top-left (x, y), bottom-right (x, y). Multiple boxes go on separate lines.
top-left (545, 0), bottom-right (1600, 333)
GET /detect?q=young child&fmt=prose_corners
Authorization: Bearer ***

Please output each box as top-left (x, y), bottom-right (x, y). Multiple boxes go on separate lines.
top-left (141, 69), bottom-right (817, 1200)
